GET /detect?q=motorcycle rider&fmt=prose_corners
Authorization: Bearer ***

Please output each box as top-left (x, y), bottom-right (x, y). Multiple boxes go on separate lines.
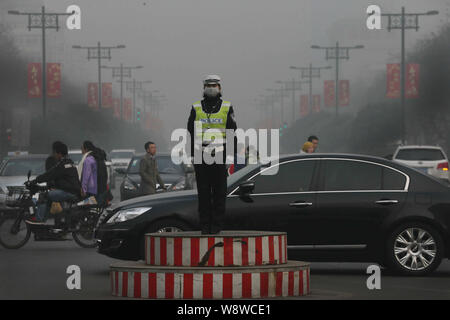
top-left (26, 142), bottom-right (81, 225)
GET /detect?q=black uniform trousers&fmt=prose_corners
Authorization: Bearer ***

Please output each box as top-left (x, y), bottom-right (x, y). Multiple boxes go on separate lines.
top-left (194, 162), bottom-right (228, 234)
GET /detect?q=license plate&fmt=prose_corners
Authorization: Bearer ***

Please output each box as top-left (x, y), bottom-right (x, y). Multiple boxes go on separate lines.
top-left (416, 167), bottom-right (430, 173)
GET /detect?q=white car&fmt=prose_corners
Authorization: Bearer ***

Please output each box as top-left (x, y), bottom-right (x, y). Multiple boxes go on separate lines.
top-left (393, 145), bottom-right (449, 183)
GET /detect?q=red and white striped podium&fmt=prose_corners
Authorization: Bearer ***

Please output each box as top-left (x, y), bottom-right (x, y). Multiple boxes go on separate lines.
top-left (110, 231), bottom-right (310, 299)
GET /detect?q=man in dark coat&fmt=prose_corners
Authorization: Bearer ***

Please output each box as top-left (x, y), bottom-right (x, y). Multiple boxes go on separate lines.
top-left (139, 142), bottom-right (165, 195)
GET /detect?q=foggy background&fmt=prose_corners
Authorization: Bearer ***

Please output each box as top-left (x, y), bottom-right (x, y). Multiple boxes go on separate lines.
top-left (0, 0), bottom-right (449, 155)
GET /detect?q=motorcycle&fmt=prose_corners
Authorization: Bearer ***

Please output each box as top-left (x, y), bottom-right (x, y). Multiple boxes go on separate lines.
top-left (0, 171), bottom-right (105, 249)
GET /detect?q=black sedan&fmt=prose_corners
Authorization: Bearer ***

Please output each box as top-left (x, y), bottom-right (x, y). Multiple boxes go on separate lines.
top-left (118, 154), bottom-right (195, 201)
top-left (96, 153), bottom-right (450, 276)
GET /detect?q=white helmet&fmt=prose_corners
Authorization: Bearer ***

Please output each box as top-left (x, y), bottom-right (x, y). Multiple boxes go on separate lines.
top-left (203, 74), bottom-right (221, 86)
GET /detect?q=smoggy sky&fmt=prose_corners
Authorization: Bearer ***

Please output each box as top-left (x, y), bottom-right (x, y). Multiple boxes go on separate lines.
top-left (5, 0), bottom-right (449, 142)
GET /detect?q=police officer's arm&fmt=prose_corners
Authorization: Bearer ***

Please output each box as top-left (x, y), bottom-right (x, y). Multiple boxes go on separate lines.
top-left (226, 106), bottom-right (237, 131)
top-left (139, 158), bottom-right (151, 184)
top-left (187, 106), bottom-right (196, 157)
top-left (227, 106), bottom-right (238, 155)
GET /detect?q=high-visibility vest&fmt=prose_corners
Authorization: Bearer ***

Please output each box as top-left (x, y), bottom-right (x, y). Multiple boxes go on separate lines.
top-left (193, 100), bottom-right (231, 143)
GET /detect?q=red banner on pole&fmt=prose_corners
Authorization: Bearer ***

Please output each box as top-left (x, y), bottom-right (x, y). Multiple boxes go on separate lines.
top-left (46, 63), bottom-right (61, 97)
top-left (87, 83), bottom-right (98, 108)
top-left (324, 80), bottom-right (335, 107)
top-left (102, 83), bottom-right (113, 108)
top-left (113, 98), bottom-right (121, 118)
top-left (145, 112), bottom-right (151, 130)
top-left (312, 95), bottom-right (321, 113)
top-left (386, 64), bottom-right (400, 98)
top-left (123, 98), bottom-right (132, 121)
top-left (406, 63), bottom-right (419, 98)
top-left (339, 80), bottom-right (350, 106)
top-left (300, 95), bottom-right (309, 117)
top-left (28, 63), bottom-right (42, 98)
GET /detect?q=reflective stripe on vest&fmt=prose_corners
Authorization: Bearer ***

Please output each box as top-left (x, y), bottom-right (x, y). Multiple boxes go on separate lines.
top-left (193, 100), bottom-right (231, 142)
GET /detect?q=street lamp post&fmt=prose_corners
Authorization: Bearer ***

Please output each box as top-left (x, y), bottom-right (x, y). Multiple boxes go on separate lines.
top-left (120, 80), bottom-right (152, 122)
top-left (102, 64), bottom-right (143, 119)
top-left (311, 43), bottom-right (364, 116)
top-left (290, 64), bottom-right (332, 113)
top-left (72, 43), bottom-right (125, 109)
top-left (8, 6), bottom-right (75, 119)
top-left (378, 7), bottom-right (438, 144)
top-left (274, 81), bottom-right (288, 125)
top-left (275, 80), bottom-right (308, 125)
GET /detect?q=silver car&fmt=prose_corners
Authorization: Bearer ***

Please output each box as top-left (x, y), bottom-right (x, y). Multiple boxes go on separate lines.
top-left (0, 155), bottom-right (47, 205)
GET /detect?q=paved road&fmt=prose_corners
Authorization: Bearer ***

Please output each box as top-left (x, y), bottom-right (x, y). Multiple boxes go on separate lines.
top-left (1, 181), bottom-right (449, 300)
top-left (1, 239), bottom-right (449, 300)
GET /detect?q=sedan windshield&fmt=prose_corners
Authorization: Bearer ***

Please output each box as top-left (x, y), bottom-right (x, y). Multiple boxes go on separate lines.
top-left (110, 152), bottom-right (134, 159)
top-left (0, 158), bottom-right (45, 176)
top-left (128, 156), bottom-right (184, 174)
top-left (227, 164), bottom-right (260, 187)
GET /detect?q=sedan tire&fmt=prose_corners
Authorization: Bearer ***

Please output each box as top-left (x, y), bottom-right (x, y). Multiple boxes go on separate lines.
top-left (139, 218), bottom-right (192, 260)
top-left (386, 222), bottom-right (444, 276)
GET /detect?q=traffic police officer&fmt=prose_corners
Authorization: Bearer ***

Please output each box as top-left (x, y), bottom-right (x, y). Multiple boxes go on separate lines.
top-left (187, 75), bottom-right (237, 234)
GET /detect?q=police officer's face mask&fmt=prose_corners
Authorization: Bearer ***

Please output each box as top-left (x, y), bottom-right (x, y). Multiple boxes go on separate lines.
top-left (204, 86), bottom-right (220, 98)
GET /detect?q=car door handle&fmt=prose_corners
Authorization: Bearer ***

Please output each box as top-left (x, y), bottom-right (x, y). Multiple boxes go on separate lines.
top-left (289, 202), bottom-right (313, 207)
top-left (375, 199), bottom-right (399, 205)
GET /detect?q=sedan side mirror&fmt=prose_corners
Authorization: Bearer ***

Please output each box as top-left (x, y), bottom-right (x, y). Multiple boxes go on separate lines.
top-left (238, 181), bottom-right (255, 196)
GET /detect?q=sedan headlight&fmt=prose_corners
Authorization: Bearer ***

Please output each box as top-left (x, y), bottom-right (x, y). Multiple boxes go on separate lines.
top-left (106, 207), bottom-right (152, 224)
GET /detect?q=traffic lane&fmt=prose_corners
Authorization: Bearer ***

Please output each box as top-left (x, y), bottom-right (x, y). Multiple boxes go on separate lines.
top-left (304, 260), bottom-right (450, 300)
top-left (1, 240), bottom-right (450, 299)
top-left (0, 241), bottom-right (117, 300)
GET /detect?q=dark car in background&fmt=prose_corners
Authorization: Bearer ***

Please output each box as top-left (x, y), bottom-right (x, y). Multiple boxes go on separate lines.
top-left (118, 153), bottom-right (195, 201)
top-left (97, 153), bottom-right (450, 276)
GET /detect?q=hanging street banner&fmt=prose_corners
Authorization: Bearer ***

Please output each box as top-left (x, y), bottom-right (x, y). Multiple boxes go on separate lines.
top-left (386, 63), bottom-right (420, 99)
top-left (386, 63), bottom-right (401, 98)
top-left (406, 63), bottom-right (420, 98)
top-left (300, 95), bottom-right (309, 117)
top-left (102, 83), bottom-right (113, 108)
top-left (87, 83), bottom-right (98, 108)
top-left (312, 95), bottom-right (321, 113)
top-left (113, 98), bottom-right (121, 118)
top-left (28, 63), bottom-right (42, 98)
top-left (46, 63), bottom-right (61, 97)
top-left (123, 98), bottom-right (132, 121)
top-left (339, 80), bottom-right (350, 106)
top-left (145, 112), bottom-right (151, 130)
top-left (324, 80), bottom-right (335, 107)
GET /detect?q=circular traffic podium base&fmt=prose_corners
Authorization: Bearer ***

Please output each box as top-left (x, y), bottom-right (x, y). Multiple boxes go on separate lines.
top-left (110, 261), bottom-right (310, 299)
top-left (145, 231), bottom-right (288, 267)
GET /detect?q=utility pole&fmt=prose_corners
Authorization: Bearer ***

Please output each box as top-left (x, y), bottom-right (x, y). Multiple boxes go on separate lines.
top-left (72, 42), bottom-right (125, 109)
top-left (8, 6), bottom-right (74, 119)
top-left (378, 7), bottom-right (438, 143)
top-left (274, 80), bottom-right (307, 125)
top-left (290, 64), bottom-right (332, 113)
top-left (102, 64), bottom-right (142, 119)
top-left (311, 43), bottom-right (364, 116)
top-left (120, 80), bottom-right (152, 122)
